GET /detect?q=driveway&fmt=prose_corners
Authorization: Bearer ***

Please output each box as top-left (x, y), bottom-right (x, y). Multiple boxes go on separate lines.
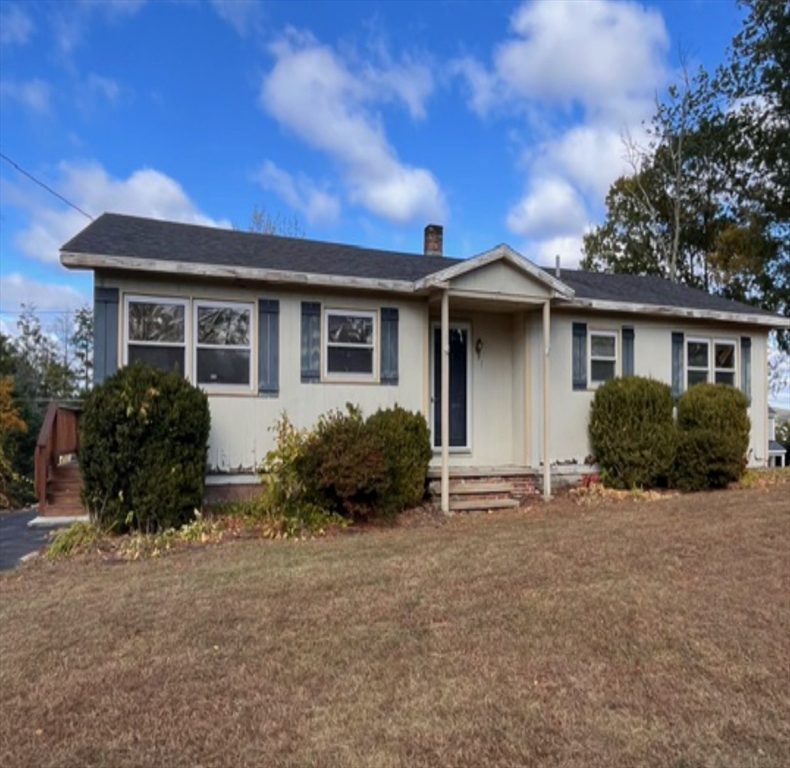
top-left (0, 511), bottom-right (51, 570)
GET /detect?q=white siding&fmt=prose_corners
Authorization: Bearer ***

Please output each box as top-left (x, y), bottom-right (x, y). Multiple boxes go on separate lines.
top-left (529, 312), bottom-right (770, 468)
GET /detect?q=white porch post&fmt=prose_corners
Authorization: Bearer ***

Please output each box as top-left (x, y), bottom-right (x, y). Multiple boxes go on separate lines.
top-left (441, 289), bottom-right (450, 513)
top-left (542, 299), bottom-right (551, 499)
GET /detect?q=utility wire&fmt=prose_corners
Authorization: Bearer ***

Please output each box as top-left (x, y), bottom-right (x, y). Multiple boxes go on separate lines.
top-left (0, 151), bottom-right (94, 221)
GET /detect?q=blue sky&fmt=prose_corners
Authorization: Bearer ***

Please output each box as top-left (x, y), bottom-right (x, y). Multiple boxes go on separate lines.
top-left (0, 0), bottom-right (748, 323)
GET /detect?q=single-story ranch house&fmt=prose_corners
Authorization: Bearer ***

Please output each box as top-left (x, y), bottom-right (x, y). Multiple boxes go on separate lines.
top-left (61, 213), bottom-right (789, 511)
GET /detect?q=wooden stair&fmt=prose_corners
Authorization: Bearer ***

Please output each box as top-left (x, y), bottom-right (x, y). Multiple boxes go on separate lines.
top-left (430, 479), bottom-right (520, 513)
top-left (44, 460), bottom-right (85, 517)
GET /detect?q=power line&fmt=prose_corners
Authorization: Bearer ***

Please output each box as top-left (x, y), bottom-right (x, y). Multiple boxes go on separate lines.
top-left (0, 151), bottom-right (94, 221)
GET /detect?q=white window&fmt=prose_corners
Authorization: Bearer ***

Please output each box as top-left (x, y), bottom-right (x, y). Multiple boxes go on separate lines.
top-left (324, 309), bottom-right (376, 379)
top-left (124, 296), bottom-right (187, 375)
top-left (713, 341), bottom-right (736, 386)
top-left (687, 339), bottom-right (710, 387)
top-left (686, 338), bottom-right (737, 388)
top-left (589, 331), bottom-right (617, 384)
top-left (194, 301), bottom-right (253, 388)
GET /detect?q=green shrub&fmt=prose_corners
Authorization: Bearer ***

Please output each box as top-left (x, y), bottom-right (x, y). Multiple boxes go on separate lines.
top-left (588, 376), bottom-right (676, 489)
top-left (672, 384), bottom-right (750, 491)
top-left (302, 404), bottom-right (391, 519)
top-left (367, 405), bottom-right (432, 511)
top-left (79, 363), bottom-right (211, 533)
top-left (259, 404), bottom-right (432, 523)
top-left (255, 413), bottom-right (340, 536)
top-left (47, 521), bottom-right (100, 558)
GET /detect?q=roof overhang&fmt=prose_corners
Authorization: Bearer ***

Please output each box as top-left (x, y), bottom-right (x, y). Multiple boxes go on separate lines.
top-left (413, 244), bottom-right (575, 298)
top-left (561, 295), bottom-right (790, 329)
top-left (60, 251), bottom-right (417, 295)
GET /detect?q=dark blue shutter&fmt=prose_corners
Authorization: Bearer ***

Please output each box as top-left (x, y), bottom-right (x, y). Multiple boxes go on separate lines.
top-left (572, 322), bottom-right (587, 390)
top-left (740, 336), bottom-right (751, 404)
top-left (671, 332), bottom-right (684, 398)
top-left (380, 308), bottom-right (399, 385)
top-left (622, 326), bottom-right (635, 376)
top-left (300, 302), bottom-right (320, 383)
top-left (94, 286), bottom-right (119, 384)
top-left (258, 299), bottom-right (279, 396)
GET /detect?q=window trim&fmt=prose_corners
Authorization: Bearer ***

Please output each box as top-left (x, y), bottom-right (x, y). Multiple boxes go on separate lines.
top-left (123, 294), bottom-right (189, 372)
top-left (713, 339), bottom-right (737, 386)
top-left (588, 329), bottom-right (619, 387)
top-left (686, 336), bottom-right (739, 389)
top-left (322, 308), bottom-right (378, 382)
top-left (193, 299), bottom-right (255, 392)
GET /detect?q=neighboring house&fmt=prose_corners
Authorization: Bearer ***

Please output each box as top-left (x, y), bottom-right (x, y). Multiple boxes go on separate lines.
top-left (61, 213), bottom-right (789, 510)
top-left (768, 407), bottom-right (787, 467)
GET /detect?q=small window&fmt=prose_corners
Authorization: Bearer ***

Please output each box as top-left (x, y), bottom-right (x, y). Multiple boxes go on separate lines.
top-left (589, 331), bottom-right (617, 384)
top-left (687, 339), bottom-right (710, 387)
top-left (324, 310), bottom-right (376, 379)
top-left (714, 341), bottom-right (736, 386)
top-left (125, 296), bottom-right (187, 375)
top-left (195, 301), bottom-right (253, 387)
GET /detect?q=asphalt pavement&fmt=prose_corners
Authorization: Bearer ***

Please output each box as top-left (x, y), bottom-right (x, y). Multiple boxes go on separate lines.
top-left (0, 511), bottom-right (50, 570)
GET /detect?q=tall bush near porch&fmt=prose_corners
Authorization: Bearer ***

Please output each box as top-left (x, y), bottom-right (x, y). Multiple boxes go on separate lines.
top-left (79, 363), bottom-right (211, 533)
top-left (589, 376), bottom-right (676, 489)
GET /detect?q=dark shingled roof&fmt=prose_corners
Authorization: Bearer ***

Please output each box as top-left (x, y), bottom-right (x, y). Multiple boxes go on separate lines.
top-left (62, 213), bottom-right (772, 317)
top-left (62, 212), bottom-right (461, 282)
top-left (558, 269), bottom-right (774, 317)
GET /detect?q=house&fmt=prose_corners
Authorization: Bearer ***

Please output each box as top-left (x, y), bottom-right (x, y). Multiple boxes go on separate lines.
top-left (59, 213), bottom-right (789, 511)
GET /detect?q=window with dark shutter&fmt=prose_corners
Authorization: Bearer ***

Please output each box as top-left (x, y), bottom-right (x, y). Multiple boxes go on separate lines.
top-left (622, 326), bottom-right (634, 376)
top-left (380, 308), bottom-right (399, 385)
top-left (300, 302), bottom-right (321, 382)
top-left (671, 332), bottom-right (684, 398)
top-left (572, 322), bottom-right (587, 390)
top-left (258, 299), bottom-right (279, 396)
top-left (94, 287), bottom-right (119, 384)
top-left (740, 336), bottom-right (751, 404)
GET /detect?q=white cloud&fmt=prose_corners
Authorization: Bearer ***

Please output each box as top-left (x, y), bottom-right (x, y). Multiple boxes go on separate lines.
top-left (6, 160), bottom-right (229, 264)
top-left (0, 4), bottom-right (34, 46)
top-left (0, 273), bottom-right (89, 314)
top-left (210, 0), bottom-right (263, 37)
top-left (260, 29), bottom-right (445, 225)
top-left (51, 0), bottom-right (146, 55)
top-left (256, 160), bottom-right (340, 224)
top-left (0, 79), bottom-right (51, 115)
top-left (455, 0), bottom-right (669, 266)
top-left (86, 73), bottom-right (120, 104)
top-left (506, 176), bottom-right (588, 239)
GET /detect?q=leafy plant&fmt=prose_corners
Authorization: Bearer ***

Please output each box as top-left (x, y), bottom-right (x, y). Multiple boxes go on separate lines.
top-left (79, 363), bottom-right (211, 533)
top-left (672, 384), bottom-right (750, 491)
top-left (47, 522), bottom-right (100, 559)
top-left (589, 376), bottom-right (677, 489)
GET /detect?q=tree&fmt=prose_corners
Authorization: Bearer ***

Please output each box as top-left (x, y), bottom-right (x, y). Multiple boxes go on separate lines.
top-left (0, 375), bottom-right (28, 509)
top-left (71, 305), bottom-right (93, 395)
top-left (248, 205), bottom-right (305, 238)
top-left (583, 2), bottom-right (789, 349)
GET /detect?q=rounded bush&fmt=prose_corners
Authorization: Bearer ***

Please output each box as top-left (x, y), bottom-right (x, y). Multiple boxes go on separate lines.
top-left (589, 376), bottom-right (676, 489)
top-left (366, 405), bottom-right (432, 511)
top-left (672, 384), bottom-right (749, 491)
top-left (80, 363), bottom-right (211, 532)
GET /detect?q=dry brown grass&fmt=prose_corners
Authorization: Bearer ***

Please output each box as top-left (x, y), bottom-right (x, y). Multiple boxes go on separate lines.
top-left (1, 484), bottom-right (789, 768)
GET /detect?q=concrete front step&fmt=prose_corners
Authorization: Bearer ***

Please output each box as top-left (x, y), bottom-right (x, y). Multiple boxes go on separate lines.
top-left (450, 497), bottom-right (520, 512)
top-left (430, 481), bottom-right (514, 496)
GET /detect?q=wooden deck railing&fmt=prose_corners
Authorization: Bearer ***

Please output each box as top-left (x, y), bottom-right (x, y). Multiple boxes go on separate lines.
top-left (34, 402), bottom-right (83, 511)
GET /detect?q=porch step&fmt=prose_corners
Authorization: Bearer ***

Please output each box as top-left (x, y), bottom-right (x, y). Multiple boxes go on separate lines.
top-left (43, 461), bottom-right (85, 517)
top-left (450, 497), bottom-right (520, 512)
top-left (430, 480), bottom-right (514, 496)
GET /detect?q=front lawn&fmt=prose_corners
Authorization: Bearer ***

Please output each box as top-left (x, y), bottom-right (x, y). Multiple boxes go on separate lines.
top-left (1, 484), bottom-right (788, 768)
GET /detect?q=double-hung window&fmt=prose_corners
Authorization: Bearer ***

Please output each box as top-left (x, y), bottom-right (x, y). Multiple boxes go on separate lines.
top-left (324, 310), bottom-right (376, 380)
top-left (686, 338), bottom-right (737, 388)
top-left (125, 296), bottom-right (187, 374)
top-left (589, 331), bottom-right (617, 385)
top-left (686, 339), bottom-right (710, 387)
top-left (194, 301), bottom-right (253, 388)
top-left (713, 341), bottom-right (736, 385)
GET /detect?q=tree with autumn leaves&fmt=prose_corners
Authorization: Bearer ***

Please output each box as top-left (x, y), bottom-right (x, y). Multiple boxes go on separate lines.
top-left (582, 0), bottom-right (789, 350)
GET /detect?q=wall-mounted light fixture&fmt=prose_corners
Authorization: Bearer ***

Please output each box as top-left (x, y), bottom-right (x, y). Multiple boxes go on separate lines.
top-left (475, 337), bottom-right (484, 359)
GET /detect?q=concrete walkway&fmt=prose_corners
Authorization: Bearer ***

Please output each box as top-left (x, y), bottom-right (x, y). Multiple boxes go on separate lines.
top-left (0, 511), bottom-right (50, 570)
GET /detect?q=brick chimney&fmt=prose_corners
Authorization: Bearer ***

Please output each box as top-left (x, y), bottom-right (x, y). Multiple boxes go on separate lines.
top-left (424, 224), bottom-right (443, 256)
